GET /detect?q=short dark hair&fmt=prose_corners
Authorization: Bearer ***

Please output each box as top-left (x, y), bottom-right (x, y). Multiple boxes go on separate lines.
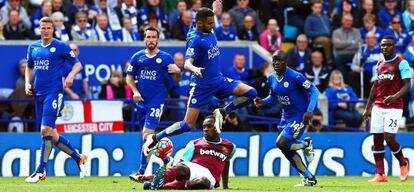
top-left (272, 50), bottom-right (287, 61)
top-left (204, 115), bottom-right (216, 123)
top-left (196, 7), bottom-right (214, 22)
top-left (382, 35), bottom-right (395, 43)
top-left (143, 26), bottom-right (160, 38)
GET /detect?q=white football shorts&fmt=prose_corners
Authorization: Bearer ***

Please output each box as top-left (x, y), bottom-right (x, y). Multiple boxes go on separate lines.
top-left (370, 106), bottom-right (403, 134)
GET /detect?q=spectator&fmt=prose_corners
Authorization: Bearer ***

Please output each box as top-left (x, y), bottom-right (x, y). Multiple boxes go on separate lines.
top-left (51, 0), bottom-right (71, 25)
top-left (146, 14), bottom-right (166, 39)
top-left (69, 0), bottom-right (93, 23)
top-left (332, 13), bottom-right (362, 82)
top-left (250, 63), bottom-right (273, 99)
top-left (214, 12), bottom-right (238, 41)
top-left (238, 15), bottom-right (259, 41)
top-left (324, 70), bottom-right (362, 128)
top-left (51, 11), bottom-right (70, 41)
top-left (168, 0), bottom-right (187, 31)
top-left (0, 0), bottom-right (31, 29)
top-left (222, 112), bottom-right (249, 132)
top-left (0, 21), bottom-right (4, 40)
top-left (304, 0), bottom-right (332, 62)
top-left (359, 14), bottom-right (384, 43)
top-left (173, 52), bottom-right (191, 99)
top-left (171, 10), bottom-right (192, 41)
top-left (189, 0), bottom-right (202, 22)
top-left (71, 12), bottom-right (97, 41)
top-left (287, 34), bottom-right (311, 72)
top-left (138, 0), bottom-right (168, 33)
top-left (259, 19), bottom-right (282, 54)
top-left (384, 16), bottom-right (410, 55)
top-left (91, 0), bottom-right (122, 41)
top-left (404, 35), bottom-right (414, 66)
top-left (285, 0), bottom-right (311, 34)
top-left (213, 0), bottom-right (223, 29)
top-left (304, 50), bottom-right (330, 92)
top-left (377, 0), bottom-right (401, 29)
top-left (121, 0), bottom-right (139, 33)
top-left (402, 0), bottom-right (414, 32)
top-left (3, 10), bottom-right (35, 40)
top-left (226, 53), bottom-right (249, 82)
top-left (99, 70), bottom-right (132, 99)
top-left (360, 0), bottom-right (380, 23)
top-left (64, 43), bottom-right (89, 99)
top-left (15, 59), bottom-right (27, 88)
top-left (331, 0), bottom-right (360, 30)
top-left (350, 31), bottom-right (383, 97)
top-left (94, 13), bottom-right (116, 42)
top-left (32, 0), bottom-right (53, 37)
top-left (305, 109), bottom-right (325, 132)
top-left (229, 0), bottom-right (262, 34)
top-left (120, 16), bottom-right (140, 42)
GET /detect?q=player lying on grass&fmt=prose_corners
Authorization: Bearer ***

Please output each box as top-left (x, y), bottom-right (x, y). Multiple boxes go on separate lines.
top-left (255, 50), bottom-right (319, 187)
top-left (136, 114), bottom-right (236, 190)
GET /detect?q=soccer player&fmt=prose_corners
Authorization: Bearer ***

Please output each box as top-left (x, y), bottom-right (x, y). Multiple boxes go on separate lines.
top-left (143, 0), bottom-right (257, 154)
top-left (126, 26), bottom-right (181, 180)
top-left (137, 114), bottom-right (236, 190)
top-left (24, 17), bottom-right (87, 183)
top-left (254, 50), bottom-right (319, 187)
top-left (362, 35), bottom-right (410, 182)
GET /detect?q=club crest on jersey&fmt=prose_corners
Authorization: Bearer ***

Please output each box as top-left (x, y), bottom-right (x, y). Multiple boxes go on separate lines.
top-left (283, 81), bottom-right (289, 88)
top-left (378, 73), bottom-right (395, 80)
top-left (156, 58), bottom-right (162, 63)
top-left (388, 66), bottom-right (395, 72)
top-left (191, 98), bottom-right (197, 104)
top-left (50, 47), bottom-right (56, 53)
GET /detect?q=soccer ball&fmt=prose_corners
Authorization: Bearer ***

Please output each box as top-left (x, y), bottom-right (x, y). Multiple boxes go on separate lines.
top-left (154, 138), bottom-right (173, 158)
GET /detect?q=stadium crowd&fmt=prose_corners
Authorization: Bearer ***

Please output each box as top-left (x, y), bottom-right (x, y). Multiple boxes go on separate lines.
top-left (2, 0), bottom-right (414, 132)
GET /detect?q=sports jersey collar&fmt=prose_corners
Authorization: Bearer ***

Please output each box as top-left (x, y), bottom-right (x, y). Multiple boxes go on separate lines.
top-left (203, 137), bottom-right (222, 144)
top-left (145, 49), bottom-right (159, 58)
top-left (384, 55), bottom-right (398, 63)
top-left (40, 39), bottom-right (54, 47)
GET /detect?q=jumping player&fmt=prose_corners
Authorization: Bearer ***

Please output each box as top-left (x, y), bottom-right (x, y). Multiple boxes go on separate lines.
top-left (126, 26), bottom-right (181, 180)
top-left (362, 35), bottom-right (410, 182)
top-left (254, 50), bottom-right (319, 186)
top-left (138, 114), bottom-right (236, 190)
top-left (143, 0), bottom-right (257, 155)
top-left (24, 17), bottom-right (87, 183)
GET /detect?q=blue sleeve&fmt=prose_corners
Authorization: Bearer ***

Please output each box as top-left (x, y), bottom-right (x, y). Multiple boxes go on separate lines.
top-left (227, 143), bottom-right (237, 161)
top-left (26, 45), bottom-right (34, 68)
top-left (262, 74), bottom-right (277, 106)
top-left (185, 35), bottom-right (199, 60)
top-left (127, 54), bottom-right (138, 76)
top-left (180, 141), bottom-right (195, 161)
top-left (81, 68), bottom-right (88, 80)
top-left (399, 60), bottom-right (412, 79)
top-left (165, 54), bottom-right (175, 73)
top-left (62, 43), bottom-right (79, 66)
top-left (295, 74), bottom-right (319, 112)
top-left (372, 63), bottom-right (379, 81)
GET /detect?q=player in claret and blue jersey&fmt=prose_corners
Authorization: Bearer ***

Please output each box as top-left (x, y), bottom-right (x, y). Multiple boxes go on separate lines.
top-left (126, 26), bottom-right (181, 181)
top-left (255, 50), bottom-right (319, 187)
top-left (143, 0), bottom-right (257, 153)
top-left (24, 17), bottom-right (87, 183)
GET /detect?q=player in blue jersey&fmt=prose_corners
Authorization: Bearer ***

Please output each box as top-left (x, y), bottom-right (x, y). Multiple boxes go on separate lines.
top-left (24, 17), bottom-right (87, 183)
top-left (143, 1), bottom-right (258, 153)
top-left (125, 26), bottom-right (181, 181)
top-left (255, 51), bottom-right (319, 187)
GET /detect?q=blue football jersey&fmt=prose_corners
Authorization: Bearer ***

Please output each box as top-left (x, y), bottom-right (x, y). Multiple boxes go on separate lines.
top-left (185, 29), bottom-right (224, 87)
top-left (26, 39), bottom-right (80, 96)
top-left (127, 50), bottom-right (174, 109)
top-left (267, 68), bottom-right (315, 121)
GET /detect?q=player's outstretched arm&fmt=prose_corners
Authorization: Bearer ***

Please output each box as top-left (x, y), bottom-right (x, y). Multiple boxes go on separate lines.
top-left (65, 62), bottom-right (82, 88)
top-left (363, 81), bottom-right (377, 121)
top-left (167, 64), bottom-right (181, 74)
top-left (184, 58), bottom-right (204, 78)
top-left (126, 74), bottom-right (143, 103)
top-left (222, 161), bottom-right (230, 189)
top-left (25, 66), bottom-right (34, 96)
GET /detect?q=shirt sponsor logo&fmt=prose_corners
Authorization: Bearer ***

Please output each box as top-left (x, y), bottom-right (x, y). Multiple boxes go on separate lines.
top-left (200, 148), bottom-right (227, 161)
top-left (277, 95), bottom-right (291, 105)
top-left (207, 45), bottom-right (220, 60)
top-left (34, 60), bottom-right (50, 70)
top-left (140, 70), bottom-right (157, 80)
top-left (378, 73), bottom-right (395, 80)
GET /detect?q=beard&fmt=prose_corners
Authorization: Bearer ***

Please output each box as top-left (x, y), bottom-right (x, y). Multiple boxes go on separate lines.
top-left (146, 43), bottom-right (157, 50)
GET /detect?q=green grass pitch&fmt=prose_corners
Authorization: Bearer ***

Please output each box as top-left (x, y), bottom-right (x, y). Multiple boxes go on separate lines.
top-left (0, 176), bottom-right (412, 192)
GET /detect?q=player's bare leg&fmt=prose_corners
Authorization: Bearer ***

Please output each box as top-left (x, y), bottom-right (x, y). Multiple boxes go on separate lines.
top-left (384, 132), bottom-right (409, 182)
top-left (143, 108), bottom-right (200, 155)
top-left (130, 128), bottom-right (155, 182)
